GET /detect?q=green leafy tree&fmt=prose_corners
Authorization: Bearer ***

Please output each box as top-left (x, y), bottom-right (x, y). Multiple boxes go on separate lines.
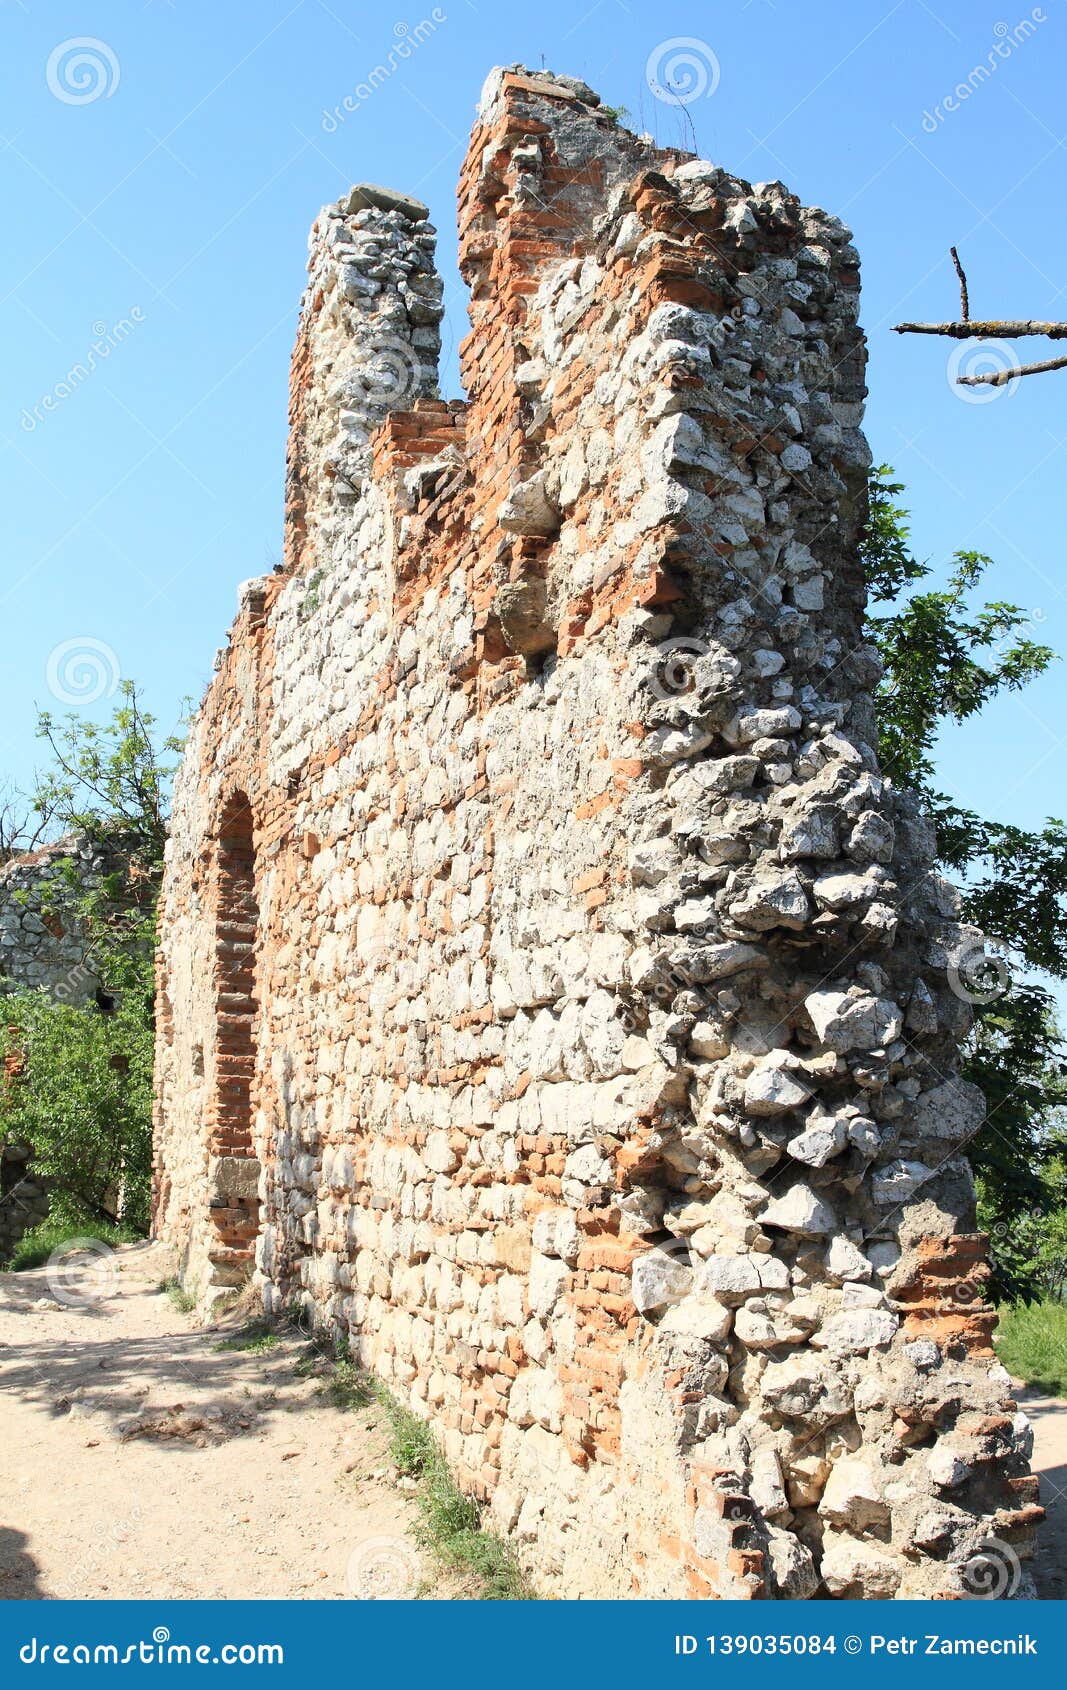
top-left (0, 682), bottom-right (182, 1236)
top-left (0, 994), bottom-right (154, 1228)
top-left (863, 470), bottom-right (1067, 1298)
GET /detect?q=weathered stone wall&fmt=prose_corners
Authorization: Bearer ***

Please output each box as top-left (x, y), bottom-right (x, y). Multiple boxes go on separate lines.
top-left (0, 836), bottom-right (103, 1007)
top-left (153, 67), bottom-right (1041, 1600)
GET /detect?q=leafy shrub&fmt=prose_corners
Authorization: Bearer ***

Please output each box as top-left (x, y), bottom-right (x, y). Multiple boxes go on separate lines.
top-left (7, 1210), bottom-right (141, 1271)
top-left (1, 987), bottom-right (154, 1231)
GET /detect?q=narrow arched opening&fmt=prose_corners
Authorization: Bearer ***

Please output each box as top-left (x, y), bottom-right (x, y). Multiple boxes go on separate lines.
top-left (206, 791), bottom-right (261, 1284)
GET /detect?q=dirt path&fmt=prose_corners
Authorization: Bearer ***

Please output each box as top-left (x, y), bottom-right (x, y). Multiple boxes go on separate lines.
top-left (0, 1241), bottom-right (442, 1601)
top-left (3, 1240), bottom-right (1065, 1603)
top-left (1018, 1384), bottom-right (1067, 1600)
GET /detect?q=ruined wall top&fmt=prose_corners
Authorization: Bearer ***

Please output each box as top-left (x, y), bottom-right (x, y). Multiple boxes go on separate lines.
top-left (155, 66), bottom-right (1041, 1603)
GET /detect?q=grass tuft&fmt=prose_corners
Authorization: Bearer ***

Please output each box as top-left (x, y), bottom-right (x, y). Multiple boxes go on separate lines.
top-left (6, 1214), bottom-right (141, 1272)
top-left (374, 1385), bottom-right (535, 1600)
top-left (292, 1331), bottom-right (534, 1598)
top-left (214, 1318), bottom-right (278, 1354)
top-left (158, 1274), bottom-right (197, 1315)
top-left (997, 1299), bottom-right (1067, 1398)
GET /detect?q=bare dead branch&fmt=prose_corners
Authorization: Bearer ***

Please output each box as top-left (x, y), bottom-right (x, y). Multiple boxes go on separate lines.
top-left (950, 246), bottom-right (970, 321)
top-left (958, 351), bottom-right (1067, 386)
top-left (893, 318), bottom-right (1067, 339)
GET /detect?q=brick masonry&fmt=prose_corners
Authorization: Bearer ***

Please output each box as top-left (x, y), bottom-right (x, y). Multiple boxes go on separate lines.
top-left (152, 66), bottom-right (1042, 1599)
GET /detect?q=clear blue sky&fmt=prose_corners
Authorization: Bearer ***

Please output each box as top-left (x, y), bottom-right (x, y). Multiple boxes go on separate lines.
top-left (2, 0), bottom-right (1065, 851)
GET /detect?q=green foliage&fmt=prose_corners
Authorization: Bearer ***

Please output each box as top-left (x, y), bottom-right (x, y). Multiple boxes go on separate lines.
top-left (863, 469), bottom-right (1067, 1298)
top-left (32, 680), bottom-right (183, 994)
top-left (374, 1384), bottom-right (534, 1599)
top-left (995, 1300), bottom-right (1067, 1398)
top-left (292, 1330), bottom-right (533, 1598)
top-left (0, 989), bottom-right (155, 1229)
top-left (214, 1319), bottom-right (278, 1354)
top-left (6, 1211), bottom-right (141, 1271)
top-left (34, 680), bottom-right (181, 861)
top-left (298, 570), bottom-right (325, 622)
top-left (327, 1350), bottom-right (374, 1411)
top-left (158, 1274), bottom-right (197, 1314)
top-left (1, 683), bottom-right (183, 1233)
top-left (864, 471), bottom-right (1054, 795)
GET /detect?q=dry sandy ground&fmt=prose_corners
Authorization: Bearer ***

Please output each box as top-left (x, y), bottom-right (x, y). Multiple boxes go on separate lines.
top-left (1018, 1384), bottom-right (1067, 1600)
top-left (2, 1238), bottom-right (1064, 1602)
top-left (0, 1240), bottom-right (446, 1601)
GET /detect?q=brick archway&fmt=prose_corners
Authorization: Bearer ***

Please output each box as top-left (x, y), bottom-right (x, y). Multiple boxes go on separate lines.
top-left (206, 791), bottom-right (261, 1285)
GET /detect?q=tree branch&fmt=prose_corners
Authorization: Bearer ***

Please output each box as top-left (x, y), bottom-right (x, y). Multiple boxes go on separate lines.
top-left (893, 318), bottom-right (1067, 339)
top-left (950, 245), bottom-right (970, 322)
top-left (958, 351), bottom-right (1067, 386)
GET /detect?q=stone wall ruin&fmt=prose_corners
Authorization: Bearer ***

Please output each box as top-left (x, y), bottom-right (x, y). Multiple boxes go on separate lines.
top-left (152, 66), bottom-right (1042, 1600)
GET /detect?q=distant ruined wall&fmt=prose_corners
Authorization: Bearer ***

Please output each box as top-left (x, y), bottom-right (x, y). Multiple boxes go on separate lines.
top-left (153, 67), bottom-right (1042, 1600)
